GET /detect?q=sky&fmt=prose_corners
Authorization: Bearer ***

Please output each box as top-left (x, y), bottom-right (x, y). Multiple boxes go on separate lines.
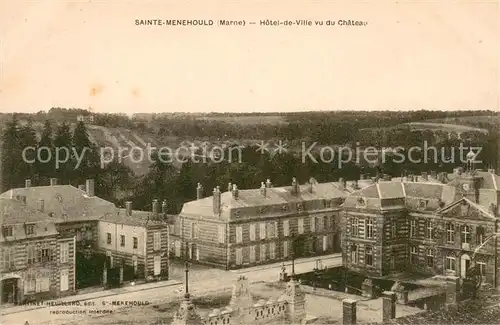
top-left (0, 0), bottom-right (498, 114)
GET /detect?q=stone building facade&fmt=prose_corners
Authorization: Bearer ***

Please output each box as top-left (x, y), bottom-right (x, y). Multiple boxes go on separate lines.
top-left (0, 199), bottom-right (76, 305)
top-left (342, 166), bottom-right (500, 288)
top-left (172, 178), bottom-right (349, 269)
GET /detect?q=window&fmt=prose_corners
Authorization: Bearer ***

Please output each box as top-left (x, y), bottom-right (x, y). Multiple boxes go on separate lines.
top-left (461, 225), bottom-right (471, 244)
top-left (120, 235), bottom-right (125, 247)
top-left (236, 248), bottom-right (243, 265)
top-left (322, 235), bottom-right (328, 252)
top-left (2, 226), bottom-right (13, 237)
top-left (27, 245), bottom-right (36, 264)
top-left (250, 245), bottom-right (256, 262)
top-left (191, 223), bottom-right (198, 239)
top-left (283, 241), bottom-right (289, 258)
top-left (366, 219), bottom-right (374, 239)
top-left (446, 223), bottom-right (455, 243)
top-left (26, 224), bottom-right (35, 235)
top-left (269, 242), bottom-right (276, 259)
top-left (425, 220), bottom-right (433, 239)
top-left (153, 232), bottom-right (161, 251)
top-left (218, 225), bottom-right (226, 244)
top-left (446, 255), bottom-right (456, 271)
top-left (268, 222), bottom-right (277, 238)
top-left (298, 218), bottom-right (304, 234)
top-left (249, 224), bottom-right (256, 241)
top-left (259, 223), bottom-right (266, 239)
top-left (25, 270), bottom-right (36, 293)
top-left (283, 220), bottom-right (289, 237)
top-left (60, 243), bottom-right (69, 264)
top-left (310, 216), bottom-right (316, 232)
top-left (351, 245), bottom-right (358, 264)
top-left (391, 222), bottom-right (397, 239)
top-left (133, 237), bottom-right (138, 249)
top-left (365, 246), bottom-right (373, 266)
top-left (38, 247), bottom-right (52, 263)
top-left (106, 232), bottom-right (112, 245)
top-left (36, 270), bottom-right (50, 292)
top-left (60, 269), bottom-right (69, 291)
top-left (260, 244), bottom-right (267, 261)
top-left (236, 226), bottom-right (243, 243)
top-left (476, 226), bottom-right (485, 245)
top-left (323, 216), bottom-right (328, 231)
top-left (426, 248), bottom-right (434, 267)
top-left (410, 246), bottom-right (418, 264)
top-left (2, 247), bottom-right (14, 269)
top-left (351, 218), bottom-right (359, 237)
top-left (410, 219), bottom-right (416, 237)
top-left (477, 262), bottom-right (486, 277)
top-left (154, 255), bottom-right (161, 275)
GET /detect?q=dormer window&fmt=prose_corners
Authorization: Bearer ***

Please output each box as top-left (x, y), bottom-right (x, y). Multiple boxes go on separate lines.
top-left (282, 205), bottom-right (288, 212)
top-left (2, 226), bottom-right (13, 237)
top-left (259, 207), bottom-right (266, 214)
top-left (234, 210), bottom-right (241, 218)
top-left (356, 197), bottom-right (366, 208)
top-left (26, 224), bottom-right (35, 235)
top-left (296, 203), bottom-right (303, 212)
top-left (418, 200), bottom-right (428, 210)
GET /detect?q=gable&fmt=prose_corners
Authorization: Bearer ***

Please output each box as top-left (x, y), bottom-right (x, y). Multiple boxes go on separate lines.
top-left (438, 198), bottom-right (495, 221)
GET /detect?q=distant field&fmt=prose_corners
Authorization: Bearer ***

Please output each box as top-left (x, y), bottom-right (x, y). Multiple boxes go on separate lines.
top-left (423, 115), bottom-right (499, 128)
top-left (197, 115), bottom-right (288, 125)
top-left (404, 122), bottom-right (489, 134)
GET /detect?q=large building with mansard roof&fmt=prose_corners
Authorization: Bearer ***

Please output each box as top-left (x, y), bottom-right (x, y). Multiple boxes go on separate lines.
top-left (172, 178), bottom-right (354, 269)
top-left (341, 166), bottom-right (500, 288)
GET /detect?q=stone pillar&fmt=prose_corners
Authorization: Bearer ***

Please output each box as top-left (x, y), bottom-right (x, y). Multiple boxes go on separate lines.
top-left (342, 299), bottom-right (357, 325)
top-left (119, 265), bottom-right (124, 284)
top-left (103, 267), bottom-right (108, 287)
top-left (445, 276), bottom-right (460, 305)
top-left (361, 279), bottom-right (375, 298)
top-left (382, 291), bottom-right (397, 321)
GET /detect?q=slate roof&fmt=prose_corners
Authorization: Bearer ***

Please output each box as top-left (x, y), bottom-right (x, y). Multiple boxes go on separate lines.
top-left (0, 185), bottom-right (117, 222)
top-left (180, 181), bottom-right (349, 219)
top-left (102, 208), bottom-right (171, 228)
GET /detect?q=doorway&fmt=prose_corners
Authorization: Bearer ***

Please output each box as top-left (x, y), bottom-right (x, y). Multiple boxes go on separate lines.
top-left (1, 278), bottom-right (19, 305)
top-left (461, 254), bottom-right (471, 279)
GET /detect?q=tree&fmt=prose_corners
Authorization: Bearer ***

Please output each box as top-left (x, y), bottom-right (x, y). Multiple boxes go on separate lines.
top-left (17, 120), bottom-right (38, 183)
top-left (36, 120), bottom-right (55, 183)
top-left (72, 121), bottom-right (100, 184)
top-left (1, 115), bottom-right (22, 190)
top-left (53, 122), bottom-right (74, 184)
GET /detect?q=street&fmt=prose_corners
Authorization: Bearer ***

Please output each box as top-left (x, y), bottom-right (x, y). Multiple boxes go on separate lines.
top-left (2, 254), bottom-right (341, 325)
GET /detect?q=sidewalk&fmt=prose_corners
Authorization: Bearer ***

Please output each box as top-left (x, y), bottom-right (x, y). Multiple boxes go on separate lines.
top-left (232, 253), bottom-right (342, 274)
top-left (0, 279), bottom-right (182, 316)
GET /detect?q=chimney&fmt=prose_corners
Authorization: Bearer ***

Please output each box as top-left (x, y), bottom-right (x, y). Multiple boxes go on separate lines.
top-left (292, 177), bottom-right (299, 195)
top-left (227, 182), bottom-right (232, 193)
top-left (38, 199), bottom-right (44, 212)
top-left (260, 182), bottom-right (267, 197)
top-left (125, 201), bottom-right (132, 216)
top-left (232, 184), bottom-right (239, 199)
top-left (50, 178), bottom-right (58, 186)
top-left (152, 199), bottom-right (159, 215)
top-left (78, 184), bottom-right (86, 191)
top-left (339, 178), bottom-right (345, 190)
top-left (421, 172), bottom-right (428, 181)
top-left (25, 179), bottom-right (31, 188)
top-left (266, 179), bottom-right (272, 188)
top-left (161, 200), bottom-right (168, 215)
top-left (430, 171), bottom-right (437, 179)
top-left (196, 183), bottom-right (203, 200)
top-left (85, 179), bottom-right (95, 197)
top-left (213, 186), bottom-right (221, 216)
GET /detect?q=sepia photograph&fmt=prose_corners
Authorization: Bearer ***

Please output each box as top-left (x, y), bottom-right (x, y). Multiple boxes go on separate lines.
top-left (0, 0), bottom-right (499, 324)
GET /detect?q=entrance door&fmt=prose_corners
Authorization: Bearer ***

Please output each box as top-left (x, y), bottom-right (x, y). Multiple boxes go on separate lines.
top-left (461, 254), bottom-right (471, 279)
top-left (1, 278), bottom-right (18, 304)
top-left (60, 269), bottom-right (69, 292)
top-left (154, 256), bottom-right (161, 276)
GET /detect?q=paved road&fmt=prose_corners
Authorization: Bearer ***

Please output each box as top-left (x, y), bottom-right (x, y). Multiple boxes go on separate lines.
top-left (3, 255), bottom-right (341, 325)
